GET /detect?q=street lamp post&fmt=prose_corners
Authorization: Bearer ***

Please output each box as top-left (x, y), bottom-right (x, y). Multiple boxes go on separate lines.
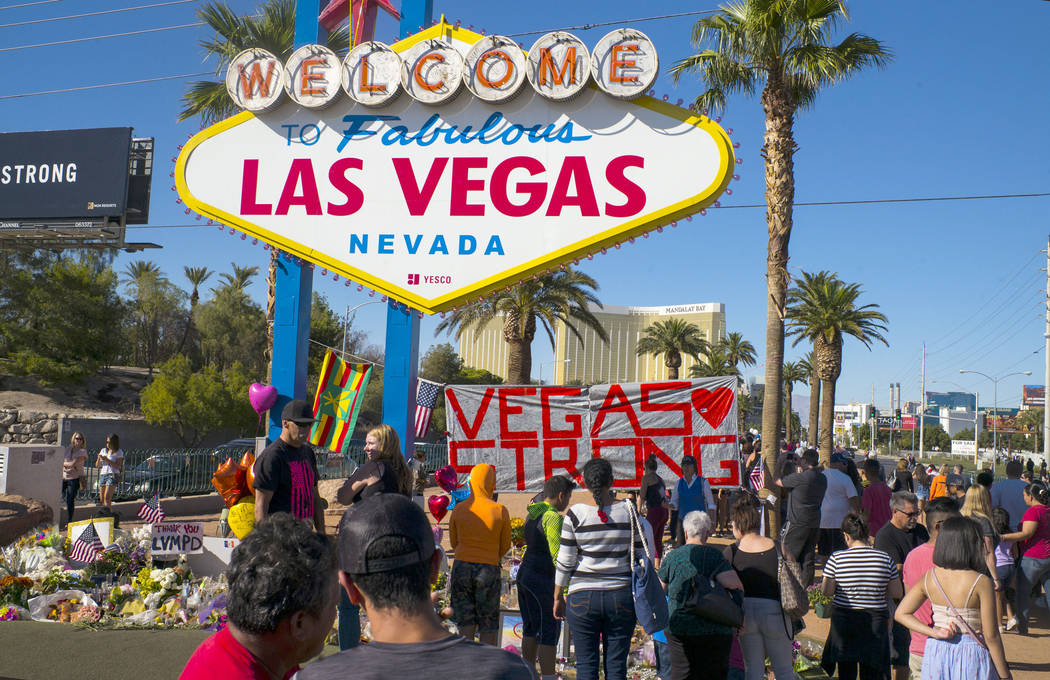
top-left (959, 369), bottom-right (1032, 459)
top-left (539, 358), bottom-right (571, 385)
top-left (343, 301), bottom-right (386, 357)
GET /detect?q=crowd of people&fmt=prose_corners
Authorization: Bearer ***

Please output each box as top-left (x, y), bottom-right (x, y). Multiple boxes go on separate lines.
top-left (175, 408), bottom-right (1050, 680)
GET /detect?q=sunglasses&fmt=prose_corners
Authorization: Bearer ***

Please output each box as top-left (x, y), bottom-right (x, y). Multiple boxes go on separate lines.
top-left (896, 509), bottom-right (920, 518)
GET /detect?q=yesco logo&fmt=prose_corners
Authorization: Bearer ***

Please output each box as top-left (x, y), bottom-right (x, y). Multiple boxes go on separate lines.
top-left (226, 28), bottom-right (658, 112)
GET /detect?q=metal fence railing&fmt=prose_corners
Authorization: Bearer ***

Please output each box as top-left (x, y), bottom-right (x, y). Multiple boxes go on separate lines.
top-left (75, 441), bottom-right (451, 504)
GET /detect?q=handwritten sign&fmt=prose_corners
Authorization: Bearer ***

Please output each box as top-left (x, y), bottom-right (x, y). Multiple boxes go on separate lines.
top-left (445, 377), bottom-right (740, 491)
top-left (150, 522), bottom-right (205, 555)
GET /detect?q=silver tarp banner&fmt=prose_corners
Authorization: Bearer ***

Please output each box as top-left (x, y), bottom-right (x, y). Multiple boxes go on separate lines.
top-left (444, 377), bottom-right (740, 492)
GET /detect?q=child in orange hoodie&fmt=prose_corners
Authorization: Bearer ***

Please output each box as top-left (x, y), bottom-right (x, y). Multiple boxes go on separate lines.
top-left (449, 463), bottom-right (511, 645)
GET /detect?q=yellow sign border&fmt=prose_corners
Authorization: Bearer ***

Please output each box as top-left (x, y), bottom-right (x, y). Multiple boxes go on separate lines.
top-left (176, 20), bottom-right (735, 315)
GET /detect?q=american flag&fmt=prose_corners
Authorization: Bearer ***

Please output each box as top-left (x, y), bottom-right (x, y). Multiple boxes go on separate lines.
top-left (69, 522), bottom-right (105, 563)
top-left (414, 379), bottom-right (443, 437)
top-left (138, 492), bottom-right (166, 524)
top-left (749, 462), bottom-right (764, 492)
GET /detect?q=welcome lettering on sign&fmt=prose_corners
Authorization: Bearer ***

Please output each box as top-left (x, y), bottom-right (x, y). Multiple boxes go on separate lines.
top-left (445, 377), bottom-right (740, 492)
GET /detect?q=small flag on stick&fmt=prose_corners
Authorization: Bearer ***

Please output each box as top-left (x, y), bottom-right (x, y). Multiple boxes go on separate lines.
top-left (414, 379), bottom-right (442, 438)
top-left (69, 522), bottom-right (105, 563)
top-left (138, 492), bottom-right (166, 524)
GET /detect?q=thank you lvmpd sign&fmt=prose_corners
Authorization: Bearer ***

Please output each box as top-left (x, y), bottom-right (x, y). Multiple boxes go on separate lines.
top-left (151, 522), bottom-right (204, 555)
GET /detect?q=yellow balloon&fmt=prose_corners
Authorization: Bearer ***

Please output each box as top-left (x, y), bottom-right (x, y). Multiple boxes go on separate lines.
top-left (228, 497), bottom-right (256, 539)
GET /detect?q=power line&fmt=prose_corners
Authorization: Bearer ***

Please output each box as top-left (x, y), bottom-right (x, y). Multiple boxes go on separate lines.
top-left (0, 0), bottom-right (198, 29)
top-left (718, 193), bottom-right (1050, 209)
top-left (0, 0), bottom-right (63, 10)
top-left (505, 9), bottom-right (718, 37)
top-left (0, 71), bottom-right (209, 100)
top-left (0, 20), bottom-right (201, 52)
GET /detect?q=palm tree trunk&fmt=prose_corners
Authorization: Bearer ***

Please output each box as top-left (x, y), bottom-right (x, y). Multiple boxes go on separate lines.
top-left (819, 377), bottom-right (837, 466)
top-left (506, 338), bottom-right (527, 384)
top-left (808, 374), bottom-right (820, 448)
top-left (265, 250), bottom-right (276, 381)
top-left (785, 386), bottom-right (793, 444)
top-left (758, 75), bottom-right (797, 536)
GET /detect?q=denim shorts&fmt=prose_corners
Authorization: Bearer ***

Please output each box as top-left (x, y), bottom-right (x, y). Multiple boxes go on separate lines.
top-left (996, 563), bottom-right (1015, 585)
top-left (99, 473), bottom-right (116, 487)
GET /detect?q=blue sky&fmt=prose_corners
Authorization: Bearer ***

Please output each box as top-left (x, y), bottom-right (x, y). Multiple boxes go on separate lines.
top-left (3, 0), bottom-right (1048, 410)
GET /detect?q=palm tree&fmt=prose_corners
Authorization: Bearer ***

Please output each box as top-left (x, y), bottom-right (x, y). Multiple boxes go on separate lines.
top-left (720, 331), bottom-right (757, 371)
top-left (787, 270), bottom-right (888, 464)
top-left (782, 360), bottom-right (806, 444)
top-left (218, 263), bottom-right (259, 292)
top-left (177, 266), bottom-right (213, 355)
top-left (636, 319), bottom-right (709, 380)
top-left (180, 0), bottom-right (350, 374)
top-left (671, 1), bottom-right (890, 523)
top-left (122, 260), bottom-right (164, 291)
top-left (688, 346), bottom-right (740, 379)
top-left (435, 269), bottom-right (607, 385)
top-left (796, 351), bottom-right (820, 446)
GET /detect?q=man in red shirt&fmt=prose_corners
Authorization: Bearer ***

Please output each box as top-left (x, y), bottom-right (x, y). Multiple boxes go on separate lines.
top-left (901, 497), bottom-right (960, 680)
top-left (861, 459), bottom-right (893, 536)
top-left (180, 514), bottom-right (339, 680)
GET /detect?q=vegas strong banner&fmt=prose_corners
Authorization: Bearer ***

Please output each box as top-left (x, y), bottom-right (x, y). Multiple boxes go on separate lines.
top-left (445, 377), bottom-right (740, 492)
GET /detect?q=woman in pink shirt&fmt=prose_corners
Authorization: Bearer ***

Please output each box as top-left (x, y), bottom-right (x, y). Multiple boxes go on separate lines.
top-left (1001, 481), bottom-right (1050, 636)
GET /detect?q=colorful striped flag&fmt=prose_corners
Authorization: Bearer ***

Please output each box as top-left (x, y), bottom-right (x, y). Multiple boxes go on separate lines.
top-left (138, 492), bottom-right (166, 524)
top-left (310, 349), bottom-right (373, 453)
top-left (70, 522), bottom-right (104, 563)
top-left (414, 379), bottom-right (442, 437)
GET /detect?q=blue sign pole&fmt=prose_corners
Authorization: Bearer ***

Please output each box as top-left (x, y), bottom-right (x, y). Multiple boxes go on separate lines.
top-left (380, 0), bottom-right (433, 455)
top-left (268, 0), bottom-right (324, 441)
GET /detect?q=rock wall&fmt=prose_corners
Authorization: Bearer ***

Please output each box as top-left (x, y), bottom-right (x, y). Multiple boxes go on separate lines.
top-left (0, 409), bottom-right (59, 445)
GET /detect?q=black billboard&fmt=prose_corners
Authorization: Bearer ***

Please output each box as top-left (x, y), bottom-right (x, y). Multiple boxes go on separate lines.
top-left (0, 127), bottom-right (132, 220)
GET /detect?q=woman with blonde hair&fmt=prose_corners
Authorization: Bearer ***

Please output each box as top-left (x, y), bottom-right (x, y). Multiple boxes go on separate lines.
top-left (961, 485), bottom-right (1001, 591)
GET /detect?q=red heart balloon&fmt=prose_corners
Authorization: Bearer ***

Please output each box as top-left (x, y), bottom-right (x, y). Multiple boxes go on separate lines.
top-left (690, 387), bottom-right (735, 429)
top-left (434, 465), bottom-right (459, 493)
top-left (428, 494), bottom-right (450, 522)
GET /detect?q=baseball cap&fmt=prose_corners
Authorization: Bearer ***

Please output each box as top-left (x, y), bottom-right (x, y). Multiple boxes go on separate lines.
top-left (830, 452), bottom-right (849, 465)
top-left (281, 399), bottom-right (316, 424)
top-left (338, 494), bottom-right (436, 574)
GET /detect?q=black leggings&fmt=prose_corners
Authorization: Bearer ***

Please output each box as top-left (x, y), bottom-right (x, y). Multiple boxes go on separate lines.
top-left (836, 661), bottom-right (884, 680)
top-left (62, 478), bottom-right (79, 523)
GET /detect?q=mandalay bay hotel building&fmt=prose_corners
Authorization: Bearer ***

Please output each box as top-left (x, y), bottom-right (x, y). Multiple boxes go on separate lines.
top-left (457, 302), bottom-right (726, 384)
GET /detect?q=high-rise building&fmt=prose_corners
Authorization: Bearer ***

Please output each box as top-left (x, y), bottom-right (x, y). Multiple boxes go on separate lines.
top-left (457, 302), bottom-right (726, 384)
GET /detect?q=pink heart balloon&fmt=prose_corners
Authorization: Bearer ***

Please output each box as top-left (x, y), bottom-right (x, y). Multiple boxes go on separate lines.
top-left (248, 383), bottom-right (278, 416)
top-left (434, 465), bottom-right (459, 493)
top-left (428, 494), bottom-right (450, 522)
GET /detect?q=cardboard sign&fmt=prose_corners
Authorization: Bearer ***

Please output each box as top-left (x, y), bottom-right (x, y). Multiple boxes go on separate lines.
top-left (68, 518), bottom-right (114, 548)
top-left (445, 377), bottom-right (740, 491)
top-left (150, 522), bottom-right (205, 555)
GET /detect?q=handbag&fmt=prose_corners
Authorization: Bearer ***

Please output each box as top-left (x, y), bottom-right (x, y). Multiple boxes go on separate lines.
top-left (777, 541), bottom-right (809, 620)
top-left (683, 557), bottom-right (744, 628)
top-left (626, 501), bottom-right (669, 634)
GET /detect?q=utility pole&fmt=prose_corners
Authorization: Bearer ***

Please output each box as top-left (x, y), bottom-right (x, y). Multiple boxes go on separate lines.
top-left (889, 383), bottom-right (895, 454)
top-left (871, 384), bottom-right (876, 453)
top-left (1044, 234), bottom-right (1050, 467)
top-left (919, 344), bottom-right (926, 459)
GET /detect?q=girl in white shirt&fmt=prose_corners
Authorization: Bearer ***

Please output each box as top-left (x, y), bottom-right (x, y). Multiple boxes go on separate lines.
top-left (97, 433), bottom-right (124, 512)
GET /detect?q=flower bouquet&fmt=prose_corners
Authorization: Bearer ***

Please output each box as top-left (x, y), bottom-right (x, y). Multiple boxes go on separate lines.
top-left (807, 584), bottom-right (833, 618)
top-left (510, 517), bottom-right (525, 548)
top-left (0, 576), bottom-right (34, 607)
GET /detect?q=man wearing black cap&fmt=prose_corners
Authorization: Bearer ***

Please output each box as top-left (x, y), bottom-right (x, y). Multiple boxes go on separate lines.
top-left (253, 399), bottom-right (325, 534)
top-left (299, 495), bottom-right (532, 680)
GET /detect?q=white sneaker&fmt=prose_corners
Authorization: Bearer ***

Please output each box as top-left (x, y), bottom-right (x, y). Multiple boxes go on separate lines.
top-left (1005, 617), bottom-right (1018, 631)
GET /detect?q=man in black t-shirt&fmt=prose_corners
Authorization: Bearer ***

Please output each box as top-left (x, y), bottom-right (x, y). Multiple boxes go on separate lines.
top-left (775, 448), bottom-right (827, 586)
top-left (873, 490), bottom-right (929, 680)
top-left (253, 399), bottom-right (325, 534)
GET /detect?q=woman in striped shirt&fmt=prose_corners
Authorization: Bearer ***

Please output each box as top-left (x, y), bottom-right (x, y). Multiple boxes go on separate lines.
top-left (553, 458), bottom-right (641, 680)
top-left (820, 513), bottom-right (903, 680)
